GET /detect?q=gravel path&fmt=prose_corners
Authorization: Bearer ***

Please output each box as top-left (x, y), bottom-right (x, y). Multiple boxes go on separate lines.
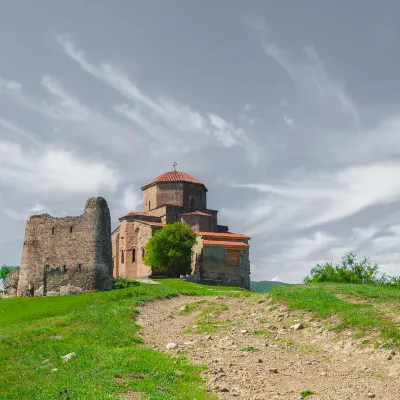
top-left (137, 295), bottom-right (400, 400)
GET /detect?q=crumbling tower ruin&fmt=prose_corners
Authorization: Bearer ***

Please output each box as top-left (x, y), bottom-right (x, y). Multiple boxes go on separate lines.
top-left (16, 197), bottom-right (113, 296)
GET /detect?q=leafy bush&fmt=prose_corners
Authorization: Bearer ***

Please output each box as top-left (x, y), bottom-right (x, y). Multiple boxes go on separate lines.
top-left (304, 253), bottom-right (399, 286)
top-left (0, 265), bottom-right (19, 280)
top-left (143, 222), bottom-right (197, 277)
top-left (112, 276), bottom-right (140, 290)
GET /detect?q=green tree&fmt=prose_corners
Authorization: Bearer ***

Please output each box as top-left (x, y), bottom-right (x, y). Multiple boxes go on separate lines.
top-left (143, 222), bottom-right (197, 277)
top-left (303, 253), bottom-right (382, 284)
top-left (0, 265), bottom-right (19, 281)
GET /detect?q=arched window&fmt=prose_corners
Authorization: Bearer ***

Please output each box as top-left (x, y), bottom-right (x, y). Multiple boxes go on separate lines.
top-left (148, 201), bottom-right (151, 210)
top-left (121, 249), bottom-right (125, 263)
top-left (132, 249), bottom-right (136, 263)
top-left (189, 197), bottom-right (195, 211)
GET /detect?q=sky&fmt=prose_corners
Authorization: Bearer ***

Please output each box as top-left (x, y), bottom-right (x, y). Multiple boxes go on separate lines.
top-left (2, 0), bottom-right (400, 287)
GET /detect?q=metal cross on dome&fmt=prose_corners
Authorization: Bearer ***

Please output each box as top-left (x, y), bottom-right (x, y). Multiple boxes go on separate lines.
top-left (173, 161), bottom-right (177, 171)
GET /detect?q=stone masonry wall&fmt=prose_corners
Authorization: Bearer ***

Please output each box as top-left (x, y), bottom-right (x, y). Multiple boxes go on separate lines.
top-left (146, 205), bottom-right (186, 224)
top-left (17, 197), bottom-right (113, 296)
top-left (3, 268), bottom-right (20, 297)
top-left (112, 220), bottom-right (153, 279)
top-left (190, 239), bottom-right (250, 290)
top-left (143, 182), bottom-right (207, 212)
top-left (180, 214), bottom-right (213, 232)
top-left (183, 183), bottom-right (207, 211)
top-left (142, 185), bottom-right (158, 211)
top-left (155, 182), bottom-right (184, 208)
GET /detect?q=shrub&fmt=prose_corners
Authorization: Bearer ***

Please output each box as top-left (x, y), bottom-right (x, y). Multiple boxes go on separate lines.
top-left (0, 265), bottom-right (19, 281)
top-left (112, 276), bottom-right (140, 290)
top-left (143, 222), bottom-right (197, 277)
top-left (303, 253), bottom-right (399, 285)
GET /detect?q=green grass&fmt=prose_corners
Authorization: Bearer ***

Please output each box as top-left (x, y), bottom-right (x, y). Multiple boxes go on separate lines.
top-left (300, 390), bottom-right (315, 398)
top-left (0, 280), bottom-right (247, 399)
top-left (154, 278), bottom-right (249, 296)
top-left (270, 285), bottom-right (400, 346)
top-left (240, 346), bottom-right (258, 352)
top-left (251, 329), bottom-right (272, 337)
top-left (322, 282), bottom-right (400, 301)
top-left (182, 300), bottom-right (230, 333)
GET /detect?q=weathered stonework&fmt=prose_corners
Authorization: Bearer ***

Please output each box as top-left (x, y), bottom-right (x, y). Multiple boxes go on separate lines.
top-left (113, 170), bottom-right (251, 289)
top-left (17, 197), bottom-right (113, 296)
top-left (3, 268), bottom-right (20, 297)
top-left (190, 237), bottom-right (251, 290)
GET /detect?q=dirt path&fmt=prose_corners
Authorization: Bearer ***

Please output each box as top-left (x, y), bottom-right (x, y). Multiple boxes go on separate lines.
top-left (137, 295), bottom-right (400, 400)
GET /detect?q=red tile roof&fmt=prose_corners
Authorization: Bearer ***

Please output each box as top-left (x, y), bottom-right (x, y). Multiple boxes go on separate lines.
top-left (136, 220), bottom-right (165, 227)
top-left (143, 171), bottom-right (202, 187)
top-left (180, 211), bottom-right (214, 218)
top-left (197, 231), bottom-right (251, 240)
top-left (202, 239), bottom-right (249, 249)
top-left (122, 211), bottom-right (149, 218)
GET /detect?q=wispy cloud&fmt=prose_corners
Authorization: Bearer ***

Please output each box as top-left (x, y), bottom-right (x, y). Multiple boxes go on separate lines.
top-left (28, 203), bottom-right (46, 213)
top-left (2, 203), bottom-right (49, 221)
top-left (226, 161), bottom-right (400, 239)
top-left (56, 35), bottom-right (260, 162)
top-left (283, 114), bottom-right (293, 126)
top-left (262, 41), bottom-right (359, 125)
top-left (0, 140), bottom-right (119, 194)
top-left (254, 223), bottom-right (399, 283)
top-left (120, 184), bottom-right (142, 211)
top-left (0, 75), bottom-right (145, 153)
top-left (0, 116), bottom-right (39, 144)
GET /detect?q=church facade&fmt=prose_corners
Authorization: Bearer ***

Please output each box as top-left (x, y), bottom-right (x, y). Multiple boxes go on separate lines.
top-left (112, 170), bottom-right (251, 289)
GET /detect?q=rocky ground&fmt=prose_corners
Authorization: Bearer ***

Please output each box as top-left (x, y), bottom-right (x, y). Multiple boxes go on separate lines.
top-left (137, 295), bottom-right (400, 400)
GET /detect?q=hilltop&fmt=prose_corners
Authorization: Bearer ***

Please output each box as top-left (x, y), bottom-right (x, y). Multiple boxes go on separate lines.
top-left (1, 279), bottom-right (399, 399)
top-left (251, 280), bottom-right (292, 293)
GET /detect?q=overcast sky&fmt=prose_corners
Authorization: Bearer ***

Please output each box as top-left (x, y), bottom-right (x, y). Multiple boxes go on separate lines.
top-left (2, 0), bottom-right (400, 286)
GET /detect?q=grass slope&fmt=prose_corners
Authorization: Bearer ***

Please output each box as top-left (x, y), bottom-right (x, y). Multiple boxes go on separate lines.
top-left (0, 279), bottom-right (249, 400)
top-left (2, 278), bottom-right (399, 399)
top-left (251, 280), bottom-right (291, 293)
top-left (270, 283), bottom-right (400, 347)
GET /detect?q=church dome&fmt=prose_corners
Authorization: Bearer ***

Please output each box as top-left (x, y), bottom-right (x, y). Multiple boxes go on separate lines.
top-left (143, 171), bottom-right (202, 188)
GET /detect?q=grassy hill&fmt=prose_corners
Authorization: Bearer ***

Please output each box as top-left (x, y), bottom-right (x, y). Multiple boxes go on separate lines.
top-left (0, 279), bottom-right (249, 399)
top-left (251, 280), bottom-right (291, 293)
top-left (1, 279), bottom-right (399, 399)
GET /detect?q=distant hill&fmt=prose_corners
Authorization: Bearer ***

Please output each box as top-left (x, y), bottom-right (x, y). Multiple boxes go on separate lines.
top-left (251, 280), bottom-right (292, 293)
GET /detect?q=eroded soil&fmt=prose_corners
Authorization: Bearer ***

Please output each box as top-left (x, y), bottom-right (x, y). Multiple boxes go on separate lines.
top-left (137, 295), bottom-right (400, 400)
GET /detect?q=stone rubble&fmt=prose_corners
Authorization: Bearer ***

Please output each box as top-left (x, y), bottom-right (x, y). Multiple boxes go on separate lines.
top-left (137, 295), bottom-right (400, 400)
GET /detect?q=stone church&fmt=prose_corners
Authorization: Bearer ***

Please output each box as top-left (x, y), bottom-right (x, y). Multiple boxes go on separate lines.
top-left (112, 170), bottom-right (251, 289)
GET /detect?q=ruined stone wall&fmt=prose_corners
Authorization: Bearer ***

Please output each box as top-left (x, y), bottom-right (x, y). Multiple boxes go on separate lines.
top-left (17, 197), bottom-right (113, 296)
top-left (3, 268), bottom-right (20, 297)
